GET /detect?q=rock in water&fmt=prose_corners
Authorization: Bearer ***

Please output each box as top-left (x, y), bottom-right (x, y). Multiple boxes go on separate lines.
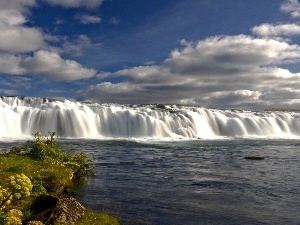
top-left (244, 156), bottom-right (264, 160)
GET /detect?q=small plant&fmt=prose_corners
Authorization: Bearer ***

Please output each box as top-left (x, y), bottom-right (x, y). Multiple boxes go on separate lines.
top-left (62, 153), bottom-right (95, 179)
top-left (0, 187), bottom-right (11, 211)
top-left (24, 132), bottom-right (59, 160)
top-left (0, 174), bottom-right (33, 210)
top-left (0, 174), bottom-right (32, 225)
top-left (30, 180), bottom-right (47, 197)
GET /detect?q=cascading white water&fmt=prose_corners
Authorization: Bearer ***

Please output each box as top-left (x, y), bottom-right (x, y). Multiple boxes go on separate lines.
top-left (1, 96), bottom-right (300, 139)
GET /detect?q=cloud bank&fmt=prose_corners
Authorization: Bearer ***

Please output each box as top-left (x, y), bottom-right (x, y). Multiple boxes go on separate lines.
top-left (83, 34), bottom-right (300, 109)
top-left (2, 0), bottom-right (300, 109)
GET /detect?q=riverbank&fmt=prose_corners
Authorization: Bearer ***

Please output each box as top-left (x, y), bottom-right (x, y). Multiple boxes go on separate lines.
top-left (0, 133), bottom-right (119, 225)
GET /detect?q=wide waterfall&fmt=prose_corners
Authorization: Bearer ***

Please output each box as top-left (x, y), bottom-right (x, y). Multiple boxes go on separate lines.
top-left (1, 96), bottom-right (300, 140)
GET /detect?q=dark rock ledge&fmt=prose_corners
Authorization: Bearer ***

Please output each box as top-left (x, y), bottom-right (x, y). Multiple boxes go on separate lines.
top-left (28, 194), bottom-right (86, 225)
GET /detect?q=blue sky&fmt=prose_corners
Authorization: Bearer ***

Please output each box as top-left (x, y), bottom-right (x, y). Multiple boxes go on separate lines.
top-left (1, 0), bottom-right (300, 109)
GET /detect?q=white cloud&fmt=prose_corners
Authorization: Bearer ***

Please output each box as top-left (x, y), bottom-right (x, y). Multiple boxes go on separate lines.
top-left (109, 17), bottom-right (120, 25)
top-left (44, 33), bottom-right (60, 43)
top-left (164, 35), bottom-right (300, 75)
top-left (0, 77), bottom-right (33, 92)
top-left (0, 9), bottom-right (45, 53)
top-left (0, 54), bottom-right (25, 75)
top-left (92, 82), bottom-right (136, 94)
top-left (0, 7), bottom-right (98, 82)
top-left (21, 50), bottom-right (97, 80)
top-left (54, 18), bottom-right (65, 25)
top-left (82, 35), bottom-right (300, 109)
top-left (199, 90), bottom-right (263, 108)
top-left (0, 89), bottom-right (19, 96)
top-left (75, 14), bottom-right (102, 24)
top-left (0, 26), bottom-right (45, 53)
top-left (45, 0), bottom-right (103, 9)
top-left (115, 65), bottom-right (170, 82)
top-left (96, 71), bottom-right (113, 79)
top-left (0, 9), bottom-right (26, 26)
top-left (144, 61), bottom-right (156, 66)
top-left (252, 23), bottom-right (300, 37)
top-left (62, 35), bottom-right (92, 56)
top-left (281, 0), bottom-right (300, 18)
top-left (0, 0), bottom-right (37, 13)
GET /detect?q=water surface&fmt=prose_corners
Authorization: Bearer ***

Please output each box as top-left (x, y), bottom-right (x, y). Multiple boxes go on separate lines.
top-left (54, 139), bottom-right (300, 225)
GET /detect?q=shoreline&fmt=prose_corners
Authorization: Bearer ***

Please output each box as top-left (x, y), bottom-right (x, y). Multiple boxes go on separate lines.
top-left (0, 134), bottom-right (119, 225)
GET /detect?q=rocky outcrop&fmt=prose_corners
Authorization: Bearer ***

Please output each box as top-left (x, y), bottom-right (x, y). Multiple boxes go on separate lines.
top-left (29, 194), bottom-right (86, 225)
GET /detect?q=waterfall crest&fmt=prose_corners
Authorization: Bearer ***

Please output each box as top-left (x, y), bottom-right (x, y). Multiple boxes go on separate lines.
top-left (1, 96), bottom-right (300, 139)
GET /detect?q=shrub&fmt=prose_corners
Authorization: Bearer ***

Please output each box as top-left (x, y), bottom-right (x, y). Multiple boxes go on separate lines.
top-left (9, 132), bottom-right (95, 180)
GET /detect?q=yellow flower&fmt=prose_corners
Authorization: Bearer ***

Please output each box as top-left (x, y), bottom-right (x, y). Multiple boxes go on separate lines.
top-left (6, 209), bottom-right (23, 225)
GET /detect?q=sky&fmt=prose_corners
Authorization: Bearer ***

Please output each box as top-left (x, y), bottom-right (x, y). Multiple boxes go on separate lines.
top-left (2, 0), bottom-right (300, 110)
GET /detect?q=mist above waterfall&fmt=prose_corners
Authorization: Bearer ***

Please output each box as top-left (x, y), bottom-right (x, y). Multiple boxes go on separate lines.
top-left (1, 96), bottom-right (300, 140)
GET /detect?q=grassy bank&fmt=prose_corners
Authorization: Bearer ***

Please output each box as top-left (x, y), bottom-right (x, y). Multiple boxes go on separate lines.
top-left (0, 132), bottom-right (119, 225)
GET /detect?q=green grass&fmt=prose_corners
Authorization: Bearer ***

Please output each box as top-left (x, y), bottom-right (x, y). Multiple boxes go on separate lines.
top-left (0, 153), bottom-right (73, 191)
top-left (74, 211), bottom-right (120, 225)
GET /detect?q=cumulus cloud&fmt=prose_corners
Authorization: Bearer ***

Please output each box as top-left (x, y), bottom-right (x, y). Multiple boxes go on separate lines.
top-left (252, 23), bottom-right (300, 37)
top-left (75, 14), bottom-right (102, 24)
top-left (44, 0), bottom-right (103, 9)
top-left (0, 2), bottom-right (99, 82)
top-left (21, 50), bottom-right (97, 80)
top-left (82, 35), bottom-right (300, 109)
top-left (281, 0), bottom-right (300, 18)
top-left (0, 9), bottom-right (45, 53)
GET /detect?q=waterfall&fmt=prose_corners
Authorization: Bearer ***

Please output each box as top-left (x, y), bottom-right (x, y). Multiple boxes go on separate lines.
top-left (1, 96), bottom-right (300, 139)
